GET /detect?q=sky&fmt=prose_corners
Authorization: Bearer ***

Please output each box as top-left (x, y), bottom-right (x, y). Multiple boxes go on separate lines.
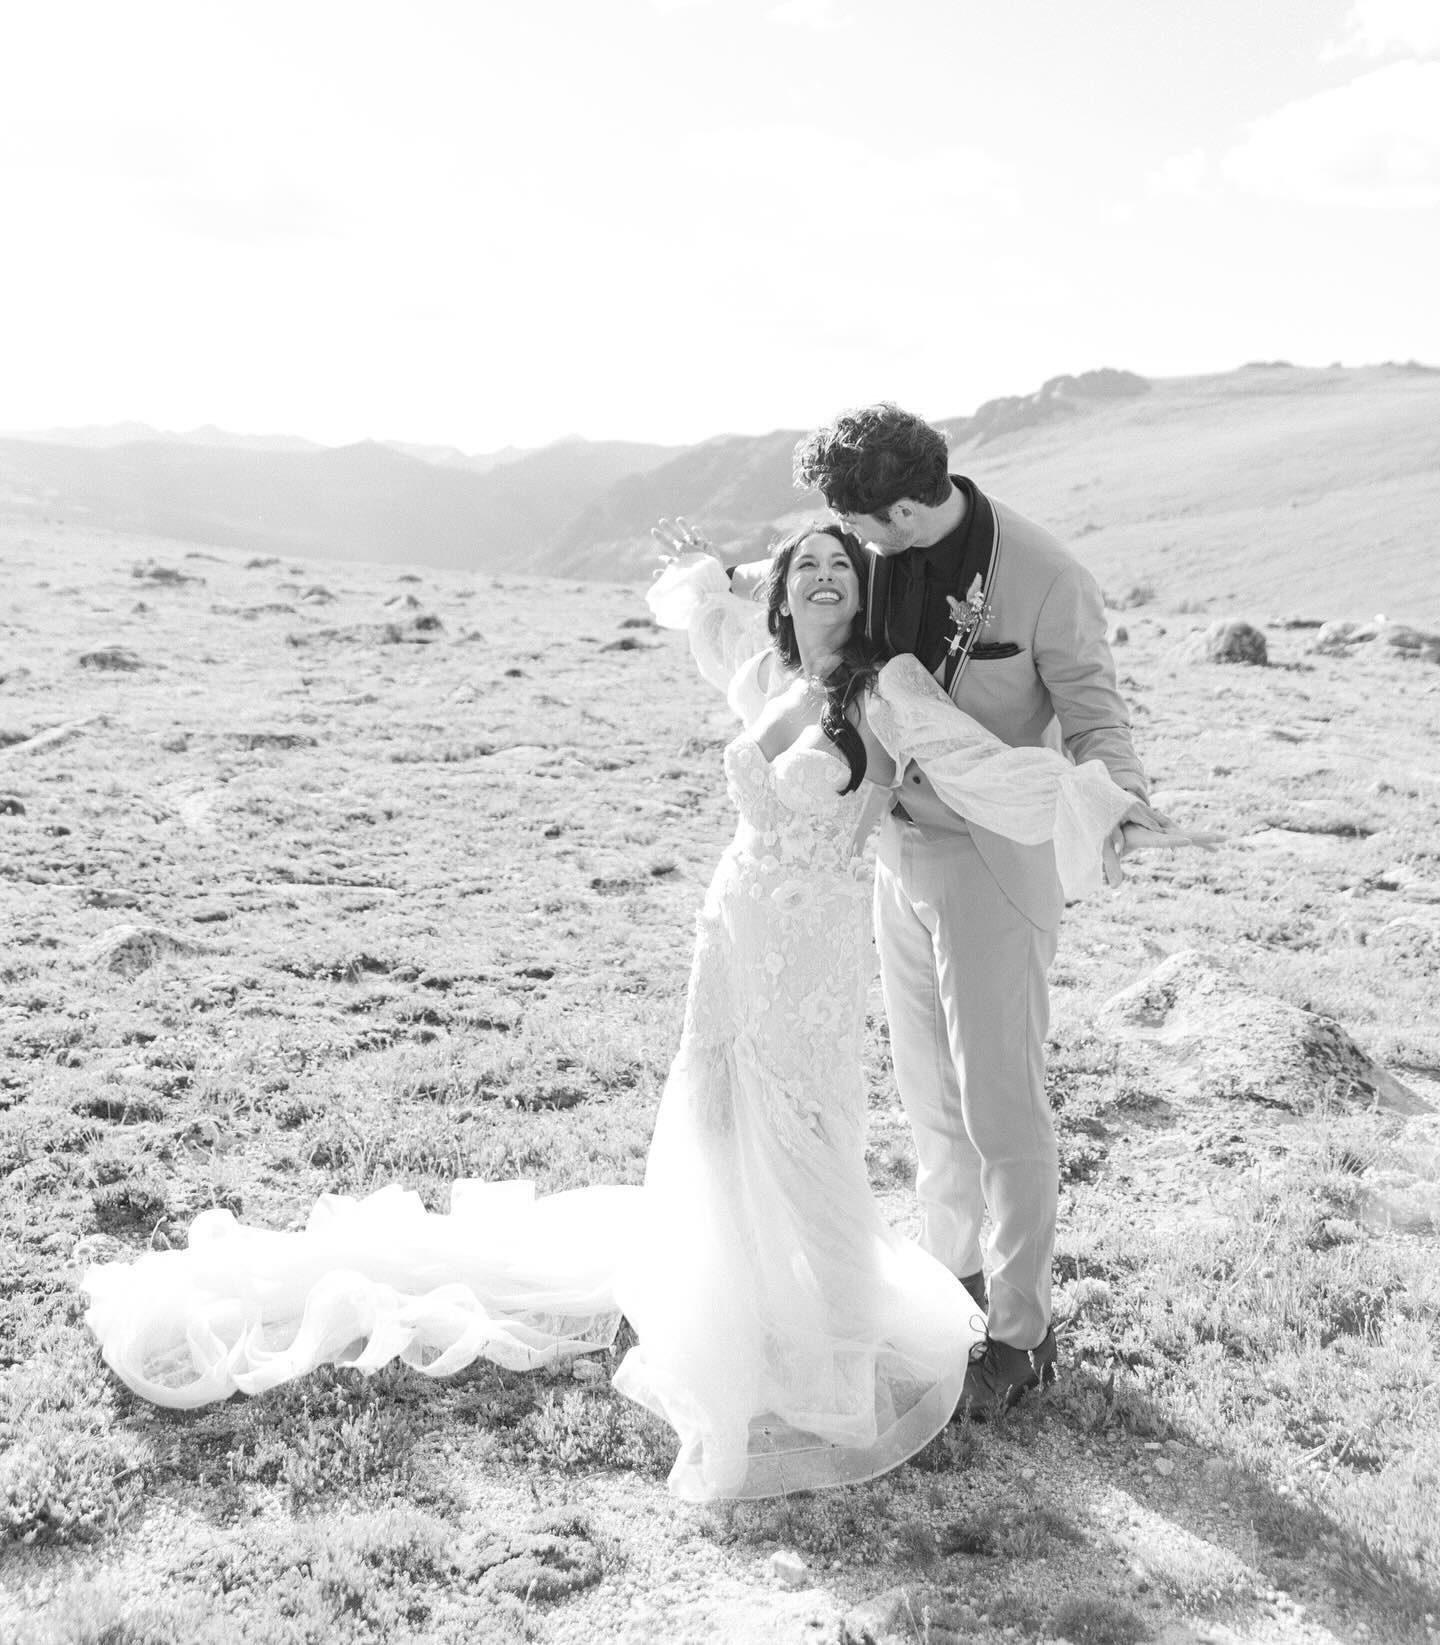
top-left (1, 0), bottom-right (1437, 453)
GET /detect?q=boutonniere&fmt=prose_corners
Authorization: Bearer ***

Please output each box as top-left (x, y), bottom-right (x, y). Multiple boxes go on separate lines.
top-left (945, 573), bottom-right (993, 657)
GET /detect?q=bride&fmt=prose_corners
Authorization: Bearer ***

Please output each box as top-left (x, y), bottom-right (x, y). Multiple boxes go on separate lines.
top-left (83, 524), bottom-right (1174, 1502)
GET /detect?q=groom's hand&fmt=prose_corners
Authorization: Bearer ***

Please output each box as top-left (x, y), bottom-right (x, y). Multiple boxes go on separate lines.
top-left (1104, 798), bottom-right (1172, 886)
top-left (1116, 798), bottom-right (1172, 844)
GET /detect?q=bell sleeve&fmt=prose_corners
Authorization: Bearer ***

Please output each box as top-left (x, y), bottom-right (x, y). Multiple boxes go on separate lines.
top-left (645, 556), bottom-right (771, 698)
top-left (870, 654), bottom-right (1135, 898)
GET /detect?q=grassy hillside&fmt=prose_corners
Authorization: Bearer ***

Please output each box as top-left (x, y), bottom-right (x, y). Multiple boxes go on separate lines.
top-left (1, 516), bottom-right (1438, 1644)
top-left (960, 364), bottom-right (1440, 623)
top-left (559, 365), bottom-right (1440, 622)
top-left (5, 366), bottom-right (1436, 625)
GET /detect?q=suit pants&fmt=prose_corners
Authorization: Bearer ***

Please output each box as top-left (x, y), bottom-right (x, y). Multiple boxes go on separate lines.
top-left (874, 816), bottom-right (1059, 1350)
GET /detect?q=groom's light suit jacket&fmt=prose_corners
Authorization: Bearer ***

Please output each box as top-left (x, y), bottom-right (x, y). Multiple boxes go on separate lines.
top-left (881, 485), bottom-right (1148, 931)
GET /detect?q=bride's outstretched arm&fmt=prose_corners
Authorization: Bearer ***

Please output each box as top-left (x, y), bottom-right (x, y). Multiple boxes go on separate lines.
top-left (867, 655), bottom-right (1217, 897)
top-left (646, 522), bottom-right (770, 697)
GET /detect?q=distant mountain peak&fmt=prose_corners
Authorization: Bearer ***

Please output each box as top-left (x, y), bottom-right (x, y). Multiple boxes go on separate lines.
top-left (944, 367), bottom-right (1150, 447)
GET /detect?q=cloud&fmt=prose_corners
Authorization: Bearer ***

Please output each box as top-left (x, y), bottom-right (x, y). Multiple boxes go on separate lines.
top-left (1326, 0), bottom-right (1440, 59)
top-left (766, 0), bottom-right (846, 28)
top-left (1148, 147), bottom-right (1210, 197)
top-left (1223, 60), bottom-right (1440, 208)
top-left (671, 124), bottom-right (1019, 218)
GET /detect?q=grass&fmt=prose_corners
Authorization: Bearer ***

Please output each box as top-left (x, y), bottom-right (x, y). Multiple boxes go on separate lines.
top-left (2, 522), bottom-right (1440, 1642)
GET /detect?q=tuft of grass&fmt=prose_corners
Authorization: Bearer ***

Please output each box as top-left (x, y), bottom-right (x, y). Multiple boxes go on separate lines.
top-left (501, 1380), bottom-right (674, 1478)
top-left (0, 1335), bottom-right (148, 1548)
top-left (894, 1515), bottom-right (940, 1566)
top-left (701, 1481), bottom-right (897, 1563)
top-left (1049, 1595), bottom-right (1151, 1644)
top-left (195, 1364), bottom-right (427, 1505)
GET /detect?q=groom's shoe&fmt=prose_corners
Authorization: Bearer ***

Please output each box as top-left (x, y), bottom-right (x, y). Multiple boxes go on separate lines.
top-left (955, 1327), bottom-right (1057, 1422)
top-left (958, 1271), bottom-right (988, 1312)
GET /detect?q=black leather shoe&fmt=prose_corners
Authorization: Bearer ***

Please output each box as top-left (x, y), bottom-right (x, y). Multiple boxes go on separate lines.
top-left (955, 1327), bottom-right (1057, 1421)
top-left (959, 1271), bottom-right (987, 1311)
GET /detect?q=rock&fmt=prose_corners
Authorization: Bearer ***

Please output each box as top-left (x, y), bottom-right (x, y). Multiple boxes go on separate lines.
top-left (1113, 625), bottom-right (1129, 643)
top-left (0, 796), bottom-right (24, 815)
top-left (225, 731), bottom-right (319, 751)
top-left (85, 923), bottom-right (220, 977)
top-left (80, 887), bottom-right (143, 909)
top-left (1311, 619), bottom-right (1379, 654)
top-left (131, 562), bottom-right (202, 585)
top-left (1372, 914), bottom-right (1440, 955)
top-left (287, 614), bottom-right (441, 648)
top-left (840, 1587), bottom-right (911, 1639)
top-left (79, 646), bottom-right (144, 671)
top-left (1099, 950), bottom-right (1428, 1115)
top-left (1376, 622), bottom-right (1440, 662)
top-left (1180, 621), bottom-right (1268, 665)
top-left (570, 1357), bottom-right (605, 1382)
top-left (766, 1549), bottom-right (810, 1589)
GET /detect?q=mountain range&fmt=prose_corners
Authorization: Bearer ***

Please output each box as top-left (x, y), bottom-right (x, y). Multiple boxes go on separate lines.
top-left (3, 363), bottom-right (1437, 618)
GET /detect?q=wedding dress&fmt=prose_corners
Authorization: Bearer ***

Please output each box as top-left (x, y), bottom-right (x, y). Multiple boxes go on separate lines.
top-left (83, 558), bottom-right (1131, 1501)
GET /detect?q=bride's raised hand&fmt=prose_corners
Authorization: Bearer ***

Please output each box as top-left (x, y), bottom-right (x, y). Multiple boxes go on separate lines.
top-left (1120, 821), bottom-right (1224, 852)
top-left (1104, 799), bottom-right (1222, 885)
top-left (651, 516), bottom-right (716, 568)
top-left (1117, 797), bottom-right (1222, 852)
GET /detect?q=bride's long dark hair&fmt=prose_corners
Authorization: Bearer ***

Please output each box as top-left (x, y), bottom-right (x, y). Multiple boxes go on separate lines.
top-left (764, 523), bottom-right (887, 794)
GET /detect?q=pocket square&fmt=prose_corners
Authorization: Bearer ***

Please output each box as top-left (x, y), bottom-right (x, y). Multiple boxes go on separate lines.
top-left (970, 642), bottom-right (1023, 660)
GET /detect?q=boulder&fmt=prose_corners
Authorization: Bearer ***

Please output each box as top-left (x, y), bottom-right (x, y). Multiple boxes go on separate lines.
top-left (1099, 950), bottom-right (1426, 1114)
top-left (78, 647), bottom-right (144, 671)
top-left (1376, 622), bottom-right (1440, 662)
top-left (85, 923), bottom-right (220, 977)
top-left (1311, 619), bottom-right (1380, 654)
top-left (1180, 621), bottom-right (1268, 666)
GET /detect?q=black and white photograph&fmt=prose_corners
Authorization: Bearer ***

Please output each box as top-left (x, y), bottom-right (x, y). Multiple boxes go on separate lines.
top-left (2, 2), bottom-right (1438, 1642)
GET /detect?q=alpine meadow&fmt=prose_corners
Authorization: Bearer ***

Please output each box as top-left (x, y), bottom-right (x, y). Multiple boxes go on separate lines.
top-left (2, 365), bottom-right (1439, 1645)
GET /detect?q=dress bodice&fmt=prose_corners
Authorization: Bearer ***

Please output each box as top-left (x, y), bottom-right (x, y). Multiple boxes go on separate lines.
top-left (723, 733), bottom-right (872, 878)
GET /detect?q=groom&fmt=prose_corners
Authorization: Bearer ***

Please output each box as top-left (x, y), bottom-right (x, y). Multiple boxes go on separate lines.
top-left (749, 403), bottom-right (1154, 1414)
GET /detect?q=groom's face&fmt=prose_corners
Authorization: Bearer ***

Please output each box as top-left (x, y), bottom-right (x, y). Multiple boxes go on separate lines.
top-left (829, 504), bottom-right (917, 557)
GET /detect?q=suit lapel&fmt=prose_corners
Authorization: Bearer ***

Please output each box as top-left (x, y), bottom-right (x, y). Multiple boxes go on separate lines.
top-left (940, 484), bottom-right (1002, 697)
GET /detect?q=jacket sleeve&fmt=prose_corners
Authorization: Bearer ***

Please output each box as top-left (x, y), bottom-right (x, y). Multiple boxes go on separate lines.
top-left (870, 655), bottom-right (1135, 898)
top-left (646, 555), bottom-right (771, 696)
top-left (1032, 562), bottom-right (1149, 798)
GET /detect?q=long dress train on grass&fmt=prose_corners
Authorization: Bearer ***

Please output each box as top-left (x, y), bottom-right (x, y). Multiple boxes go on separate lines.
top-left (82, 558), bottom-right (1132, 1501)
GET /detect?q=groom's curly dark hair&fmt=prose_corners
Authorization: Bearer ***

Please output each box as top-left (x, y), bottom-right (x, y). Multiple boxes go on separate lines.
top-left (792, 403), bottom-right (950, 522)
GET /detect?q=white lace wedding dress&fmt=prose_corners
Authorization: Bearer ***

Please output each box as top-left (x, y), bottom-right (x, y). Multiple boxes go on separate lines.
top-left (83, 559), bottom-right (1131, 1502)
